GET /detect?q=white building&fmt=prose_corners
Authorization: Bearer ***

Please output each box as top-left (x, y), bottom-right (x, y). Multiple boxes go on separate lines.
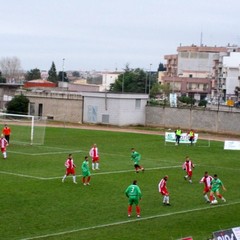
top-left (81, 92), bottom-right (148, 126)
top-left (222, 52), bottom-right (240, 97)
top-left (101, 71), bottom-right (121, 91)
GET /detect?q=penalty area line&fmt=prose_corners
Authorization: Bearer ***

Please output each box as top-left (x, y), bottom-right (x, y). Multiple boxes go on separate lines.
top-left (19, 200), bottom-right (240, 240)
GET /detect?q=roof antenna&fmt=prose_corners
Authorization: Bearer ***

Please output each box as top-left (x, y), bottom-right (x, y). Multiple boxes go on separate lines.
top-left (200, 31), bottom-right (203, 46)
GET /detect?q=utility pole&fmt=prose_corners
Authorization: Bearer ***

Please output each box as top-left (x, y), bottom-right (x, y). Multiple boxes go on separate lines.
top-left (62, 58), bottom-right (65, 82)
top-left (149, 64), bottom-right (152, 94)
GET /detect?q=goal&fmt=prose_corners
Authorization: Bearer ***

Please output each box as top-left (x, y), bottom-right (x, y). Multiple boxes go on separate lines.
top-left (0, 113), bottom-right (46, 145)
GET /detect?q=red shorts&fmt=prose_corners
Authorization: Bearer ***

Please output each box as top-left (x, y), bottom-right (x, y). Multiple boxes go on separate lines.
top-left (187, 171), bottom-right (192, 177)
top-left (1, 147), bottom-right (6, 153)
top-left (204, 186), bottom-right (211, 193)
top-left (92, 156), bottom-right (99, 162)
top-left (160, 189), bottom-right (169, 196)
top-left (66, 168), bottom-right (75, 175)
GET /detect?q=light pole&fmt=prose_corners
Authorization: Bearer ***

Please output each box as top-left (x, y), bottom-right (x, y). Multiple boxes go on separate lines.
top-left (122, 71), bottom-right (125, 93)
top-left (62, 58), bottom-right (65, 82)
top-left (172, 79), bottom-right (175, 93)
top-left (149, 64), bottom-right (152, 95)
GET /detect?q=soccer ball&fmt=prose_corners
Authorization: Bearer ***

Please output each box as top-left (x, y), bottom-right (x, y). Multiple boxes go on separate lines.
top-left (211, 199), bottom-right (218, 204)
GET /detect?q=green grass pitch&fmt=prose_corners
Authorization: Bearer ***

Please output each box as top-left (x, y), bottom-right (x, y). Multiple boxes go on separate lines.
top-left (0, 126), bottom-right (240, 240)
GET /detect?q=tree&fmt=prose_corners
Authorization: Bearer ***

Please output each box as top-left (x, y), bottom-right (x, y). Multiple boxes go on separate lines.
top-left (178, 95), bottom-right (196, 105)
top-left (25, 68), bottom-right (41, 81)
top-left (0, 56), bottom-right (22, 83)
top-left (110, 65), bottom-right (156, 93)
top-left (6, 94), bottom-right (29, 115)
top-left (234, 86), bottom-right (240, 97)
top-left (58, 71), bottom-right (69, 82)
top-left (72, 71), bottom-right (80, 77)
top-left (150, 83), bottom-right (161, 98)
top-left (0, 71), bottom-right (6, 83)
top-left (158, 62), bottom-right (166, 72)
top-left (160, 83), bottom-right (172, 96)
top-left (47, 62), bottom-right (58, 83)
top-left (149, 82), bottom-right (172, 99)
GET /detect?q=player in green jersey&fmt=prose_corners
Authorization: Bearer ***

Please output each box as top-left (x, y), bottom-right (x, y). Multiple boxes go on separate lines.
top-left (82, 156), bottom-right (91, 185)
top-left (210, 174), bottom-right (226, 204)
top-left (131, 148), bottom-right (144, 173)
top-left (125, 180), bottom-right (142, 218)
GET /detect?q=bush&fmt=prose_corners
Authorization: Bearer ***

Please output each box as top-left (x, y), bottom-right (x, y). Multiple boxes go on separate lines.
top-left (198, 99), bottom-right (207, 107)
top-left (178, 96), bottom-right (196, 105)
top-left (6, 94), bottom-right (29, 114)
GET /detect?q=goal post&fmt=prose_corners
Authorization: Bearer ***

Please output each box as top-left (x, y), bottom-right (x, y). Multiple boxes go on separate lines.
top-left (0, 113), bottom-right (46, 145)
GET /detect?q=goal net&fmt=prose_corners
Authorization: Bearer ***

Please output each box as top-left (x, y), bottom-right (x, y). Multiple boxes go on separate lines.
top-left (0, 113), bottom-right (46, 145)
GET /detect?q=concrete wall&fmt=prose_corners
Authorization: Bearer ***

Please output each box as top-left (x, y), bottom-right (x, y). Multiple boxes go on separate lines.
top-left (23, 91), bottom-right (83, 123)
top-left (17, 89), bottom-right (240, 135)
top-left (146, 106), bottom-right (240, 134)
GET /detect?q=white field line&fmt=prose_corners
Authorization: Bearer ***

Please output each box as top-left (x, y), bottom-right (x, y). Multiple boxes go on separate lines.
top-left (19, 200), bottom-right (240, 240)
top-left (8, 150), bottom-right (82, 156)
top-left (200, 164), bottom-right (240, 172)
top-left (0, 171), bottom-right (47, 180)
top-left (0, 165), bottom-right (181, 180)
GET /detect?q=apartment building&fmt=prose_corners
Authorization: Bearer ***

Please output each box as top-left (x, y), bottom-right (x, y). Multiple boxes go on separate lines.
top-left (219, 52), bottom-right (240, 100)
top-left (162, 44), bottom-right (240, 101)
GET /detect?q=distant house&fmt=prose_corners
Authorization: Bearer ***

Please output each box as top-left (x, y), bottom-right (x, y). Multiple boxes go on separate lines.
top-left (24, 79), bottom-right (57, 89)
top-left (0, 83), bottom-right (23, 110)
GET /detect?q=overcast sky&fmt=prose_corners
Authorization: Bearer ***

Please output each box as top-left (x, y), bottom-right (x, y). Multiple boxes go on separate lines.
top-left (0, 0), bottom-right (240, 72)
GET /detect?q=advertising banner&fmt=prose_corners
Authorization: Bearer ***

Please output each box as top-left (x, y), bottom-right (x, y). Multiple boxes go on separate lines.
top-left (213, 226), bottom-right (240, 240)
top-left (165, 132), bottom-right (198, 144)
top-left (224, 141), bottom-right (240, 150)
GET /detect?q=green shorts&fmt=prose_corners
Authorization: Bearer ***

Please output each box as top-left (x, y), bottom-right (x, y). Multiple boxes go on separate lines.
top-left (82, 170), bottom-right (90, 177)
top-left (128, 196), bottom-right (139, 205)
top-left (211, 187), bottom-right (219, 193)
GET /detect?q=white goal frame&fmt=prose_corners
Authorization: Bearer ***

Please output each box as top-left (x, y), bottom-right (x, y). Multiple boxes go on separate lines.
top-left (0, 113), bottom-right (46, 145)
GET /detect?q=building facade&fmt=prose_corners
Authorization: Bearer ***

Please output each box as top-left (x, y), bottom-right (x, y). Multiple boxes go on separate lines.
top-left (162, 45), bottom-right (240, 102)
top-left (219, 52), bottom-right (240, 101)
top-left (81, 92), bottom-right (148, 126)
top-left (20, 90), bottom-right (84, 123)
top-left (16, 90), bottom-right (148, 126)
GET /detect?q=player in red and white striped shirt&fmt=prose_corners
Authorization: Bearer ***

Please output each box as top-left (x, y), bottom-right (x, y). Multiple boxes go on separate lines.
top-left (182, 156), bottom-right (194, 183)
top-left (62, 154), bottom-right (77, 184)
top-left (158, 175), bottom-right (170, 206)
top-left (0, 134), bottom-right (8, 159)
top-left (89, 144), bottom-right (100, 170)
top-left (199, 171), bottom-right (213, 203)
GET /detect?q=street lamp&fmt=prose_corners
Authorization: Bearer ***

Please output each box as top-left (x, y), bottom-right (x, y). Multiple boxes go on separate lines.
top-left (122, 71), bottom-right (125, 93)
top-left (62, 58), bottom-right (65, 82)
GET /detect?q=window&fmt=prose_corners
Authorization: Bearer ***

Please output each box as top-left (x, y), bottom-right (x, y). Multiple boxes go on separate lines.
top-left (30, 102), bottom-right (35, 115)
top-left (102, 114), bottom-right (109, 123)
top-left (135, 99), bottom-right (141, 108)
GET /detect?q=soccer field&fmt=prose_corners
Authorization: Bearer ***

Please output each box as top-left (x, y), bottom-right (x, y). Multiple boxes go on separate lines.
top-left (0, 126), bottom-right (240, 240)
